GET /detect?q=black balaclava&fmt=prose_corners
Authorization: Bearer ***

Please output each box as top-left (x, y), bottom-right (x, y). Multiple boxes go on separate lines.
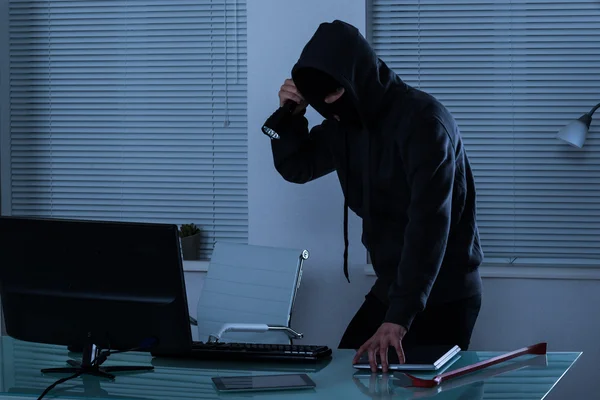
top-left (293, 67), bottom-right (361, 126)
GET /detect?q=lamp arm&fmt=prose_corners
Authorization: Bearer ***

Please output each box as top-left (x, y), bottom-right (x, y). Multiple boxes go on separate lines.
top-left (589, 102), bottom-right (600, 117)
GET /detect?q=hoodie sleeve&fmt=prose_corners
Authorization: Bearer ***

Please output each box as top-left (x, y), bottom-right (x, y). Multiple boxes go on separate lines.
top-left (270, 110), bottom-right (336, 184)
top-left (384, 115), bottom-right (455, 331)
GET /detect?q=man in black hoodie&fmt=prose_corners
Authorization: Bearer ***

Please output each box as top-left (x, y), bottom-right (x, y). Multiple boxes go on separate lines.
top-left (269, 20), bottom-right (484, 372)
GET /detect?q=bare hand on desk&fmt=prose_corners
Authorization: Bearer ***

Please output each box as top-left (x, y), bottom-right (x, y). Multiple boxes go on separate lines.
top-left (352, 322), bottom-right (407, 373)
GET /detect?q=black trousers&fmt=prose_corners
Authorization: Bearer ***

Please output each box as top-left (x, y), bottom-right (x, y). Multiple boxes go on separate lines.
top-left (338, 292), bottom-right (482, 350)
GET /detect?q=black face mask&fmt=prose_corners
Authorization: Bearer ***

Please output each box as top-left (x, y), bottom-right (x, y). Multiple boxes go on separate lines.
top-left (293, 67), bottom-right (361, 126)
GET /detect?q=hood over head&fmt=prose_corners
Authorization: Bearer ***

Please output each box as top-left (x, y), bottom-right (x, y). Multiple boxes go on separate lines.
top-left (291, 20), bottom-right (402, 128)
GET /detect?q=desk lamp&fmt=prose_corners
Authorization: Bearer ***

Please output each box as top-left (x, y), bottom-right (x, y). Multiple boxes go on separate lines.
top-left (557, 102), bottom-right (600, 148)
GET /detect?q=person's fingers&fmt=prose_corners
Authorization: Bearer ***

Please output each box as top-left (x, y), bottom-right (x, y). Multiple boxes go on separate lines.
top-left (368, 349), bottom-right (377, 372)
top-left (368, 346), bottom-right (378, 372)
top-left (278, 79), bottom-right (308, 112)
top-left (281, 80), bottom-right (305, 100)
top-left (352, 344), bottom-right (368, 364)
top-left (278, 89), bottom-right (304, 107)
top-left (391, 340), bottom-right (405, 365)
top-left (353, 340), bottom-right (374, 364)
top-left (279, 83), bottom-right (307, 111)
top-left (379, 344), bottom-right (389, 373)
top-left (281, 90), bottom-right (306, 106)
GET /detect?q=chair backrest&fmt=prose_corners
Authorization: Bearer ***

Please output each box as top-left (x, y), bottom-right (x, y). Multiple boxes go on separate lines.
top-left (196, 241), bottom-right (308, 344)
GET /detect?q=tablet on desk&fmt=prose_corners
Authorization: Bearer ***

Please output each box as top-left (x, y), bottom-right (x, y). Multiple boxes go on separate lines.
top-left (212, 373), bottom-right (316, 393)
top-left (353, 344), bottom-right (461, 371)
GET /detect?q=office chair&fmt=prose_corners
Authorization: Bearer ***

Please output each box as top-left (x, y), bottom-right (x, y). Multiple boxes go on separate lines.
top-left (195, 241), bottom-right (309, 345)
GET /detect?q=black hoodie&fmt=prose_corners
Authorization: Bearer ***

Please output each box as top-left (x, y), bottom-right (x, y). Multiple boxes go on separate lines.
top-left (270, 20), bottom-right (483, 331)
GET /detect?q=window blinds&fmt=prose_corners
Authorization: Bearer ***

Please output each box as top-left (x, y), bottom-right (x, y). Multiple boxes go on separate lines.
top-left (371, 0), bottom-right (600, 262)
top-left (8, 0), bottom-right (248, 258)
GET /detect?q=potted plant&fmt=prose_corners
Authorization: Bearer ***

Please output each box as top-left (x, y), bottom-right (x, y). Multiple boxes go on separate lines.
top-left (180, 223), bottom-right (201, 260)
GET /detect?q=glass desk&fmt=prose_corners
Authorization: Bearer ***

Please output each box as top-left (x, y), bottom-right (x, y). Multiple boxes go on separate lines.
top-left (0, 337), bottom-right (580, 399)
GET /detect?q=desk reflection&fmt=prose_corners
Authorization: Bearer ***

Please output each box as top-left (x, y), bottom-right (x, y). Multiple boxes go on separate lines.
top-left (351, 353), bottom-right (548, 399)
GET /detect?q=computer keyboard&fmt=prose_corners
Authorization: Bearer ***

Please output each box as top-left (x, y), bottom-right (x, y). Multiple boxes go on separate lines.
top-left (186, 341), bottom-right (332, 362)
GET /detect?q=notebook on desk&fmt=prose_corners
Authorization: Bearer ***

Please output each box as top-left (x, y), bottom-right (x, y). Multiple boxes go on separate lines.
top-left (353, 344), bottom-right (461, 371)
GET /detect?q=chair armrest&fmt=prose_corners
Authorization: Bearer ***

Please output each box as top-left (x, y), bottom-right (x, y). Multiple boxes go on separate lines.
top-left (208, 323), bottom-right (304, 343)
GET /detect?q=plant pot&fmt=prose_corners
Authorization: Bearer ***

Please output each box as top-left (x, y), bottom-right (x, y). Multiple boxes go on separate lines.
top-left (181, 233), bottom-right (201, 260)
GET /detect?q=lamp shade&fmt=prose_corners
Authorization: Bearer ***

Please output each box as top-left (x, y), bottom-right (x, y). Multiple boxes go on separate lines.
top-left (556, 104), bottom-right (597, 148)
top-left (557, 119), bottom-right (589, 148)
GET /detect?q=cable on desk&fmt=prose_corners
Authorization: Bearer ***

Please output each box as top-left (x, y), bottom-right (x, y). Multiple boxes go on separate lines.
top-left (37, 371), bottom-right (84, 400)
top-left (36, 338), bottom-right (157, 400)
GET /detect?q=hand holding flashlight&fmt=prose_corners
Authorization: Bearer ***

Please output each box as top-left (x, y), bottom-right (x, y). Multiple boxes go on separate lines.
top-left (278, 79), bottom-right (308, 114)
top-left (262, 79), bottom-right (308, 139)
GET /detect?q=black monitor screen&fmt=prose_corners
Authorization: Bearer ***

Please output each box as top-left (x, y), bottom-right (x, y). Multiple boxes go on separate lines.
top-left (0, 216), bottom-right (192, 354)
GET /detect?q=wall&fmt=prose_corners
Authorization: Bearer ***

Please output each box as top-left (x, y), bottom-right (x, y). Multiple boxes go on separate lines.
top-left (247, 0), bottom-right (375, 348)
top-left (470, 278), bottom-right (600, 399)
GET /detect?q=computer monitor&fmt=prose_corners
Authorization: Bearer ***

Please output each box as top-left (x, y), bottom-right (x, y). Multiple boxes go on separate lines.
top-left (0, 216), bottom-right (193, 376)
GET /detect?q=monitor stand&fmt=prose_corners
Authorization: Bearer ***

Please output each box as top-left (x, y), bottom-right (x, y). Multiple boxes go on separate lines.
top-left (41, 336), bottom-right (154, 380)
